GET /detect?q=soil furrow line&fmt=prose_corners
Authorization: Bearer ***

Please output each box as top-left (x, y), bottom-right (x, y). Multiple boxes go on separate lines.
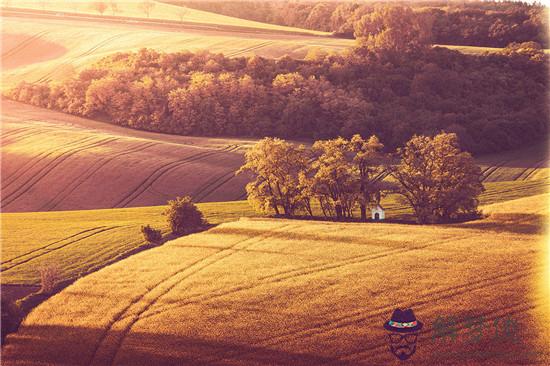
top-left (88, 223), bottom-right (292, 366)
top-left (1, 137), bottom-right (118, 208)
top-left (40, 141), bottom-right (157, 211)
top-left (2, 135), bottom-right (97, 189)
top-left (1, 226), bottom-right (122, 272)
top-left (0, 226), bottom-right (107, 265)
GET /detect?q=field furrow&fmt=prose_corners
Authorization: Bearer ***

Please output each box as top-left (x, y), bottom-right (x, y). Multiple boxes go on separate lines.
top-left (3, 194), bottom-right (547, 365)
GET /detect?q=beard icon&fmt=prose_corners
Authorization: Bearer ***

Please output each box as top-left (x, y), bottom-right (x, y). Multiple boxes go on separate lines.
top-left (388, 333), bottom-right (418, 361)
top-left (383, 308), bottom-right (423, 361)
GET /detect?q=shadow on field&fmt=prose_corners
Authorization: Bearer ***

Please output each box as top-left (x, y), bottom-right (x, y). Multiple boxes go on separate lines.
top-left (2, 324), bottom-right (352, 365)
top-left (448, 213), bottom-right (547, 235)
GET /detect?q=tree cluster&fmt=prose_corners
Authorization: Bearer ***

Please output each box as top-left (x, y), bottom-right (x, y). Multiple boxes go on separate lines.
top-left (172, 1), bottom-right (548, 47)
top-left (7, 36), bottom-right (547, 154)
top-left (238, 133), bottom-right (484, 224)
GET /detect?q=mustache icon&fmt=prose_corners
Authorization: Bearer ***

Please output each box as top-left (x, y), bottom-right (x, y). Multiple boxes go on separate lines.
top-left (393, 345), bottom-right (413, 352)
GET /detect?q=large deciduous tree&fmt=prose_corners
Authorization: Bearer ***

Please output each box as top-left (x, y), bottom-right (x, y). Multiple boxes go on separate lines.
top-left (349, 134), bottom-right (389, 221)
top-left (309, 137), bottom-right (357, 220)
top-left (390, 133), bottom-right (484, 224)
top-left (238, 138), bottom-right (310, 217)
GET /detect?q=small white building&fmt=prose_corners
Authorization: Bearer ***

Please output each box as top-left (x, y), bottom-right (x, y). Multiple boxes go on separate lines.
top-left (371, 205), bottom-right (385, 221)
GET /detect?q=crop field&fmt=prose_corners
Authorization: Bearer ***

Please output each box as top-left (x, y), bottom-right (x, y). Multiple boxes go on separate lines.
top-left (1, 14), bottom-right (351, 89)
top-left (478, 142), bottom-right (549, 183)
top-left (2, 172), bottom-right (547, 286)
top-left (3, 100), bottom-right (548, 213)
top-left (4, 8), bottom-right (539, 90)
top-left (2, 193), bottom-right (549, 365)
top-left (1, 101), bottom-right (252, 213)
top-left (3, 0), bottom-right (329, 35)
top-left (0, 201), bottom-right (255, 286)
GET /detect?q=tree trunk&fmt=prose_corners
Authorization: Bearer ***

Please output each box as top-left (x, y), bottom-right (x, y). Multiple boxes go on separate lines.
top-left (335, 204), bottom-right (343, 220)
top-left (360, 204), bottom-right (367, 221)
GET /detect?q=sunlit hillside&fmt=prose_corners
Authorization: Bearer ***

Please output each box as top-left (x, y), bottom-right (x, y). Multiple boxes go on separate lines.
top-left (1, 176), bottom-right (547, 287)
top-left (0, 17), bottom-right (352, 89)
top-left (1, 0), bottom-right (329, 35)
top-left (0, 201), bottom-right (255, 285)
top-left (3, 193), bottom-right (548, 365)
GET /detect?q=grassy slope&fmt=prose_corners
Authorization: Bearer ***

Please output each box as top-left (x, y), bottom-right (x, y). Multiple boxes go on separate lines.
top-left (3, 193), bottom-right (548, 365)
top-left (1, 16), bottom-right (352, 89)
top-left (0, 201), bottom-right (254, 285)
top-left (4, 0), bottom-right (328, 35)
top-left (2, 178), bottom-right (547, 286)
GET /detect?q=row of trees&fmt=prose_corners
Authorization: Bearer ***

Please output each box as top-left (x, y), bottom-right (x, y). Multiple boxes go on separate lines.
top-left (238, 132), bottom-right (484, 224)
top-left (90, 1), bottom-right (156, 18)
top-left (7, 35), bottom-right (547, 154)
top-left (173, 1), bottom-right (548, 47)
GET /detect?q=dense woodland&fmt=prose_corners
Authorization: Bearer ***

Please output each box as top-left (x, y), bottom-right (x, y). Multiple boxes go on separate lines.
top-left (172, 0), bottom-right (548, 48)
top-left (7, 5), bottom-right (548, 154)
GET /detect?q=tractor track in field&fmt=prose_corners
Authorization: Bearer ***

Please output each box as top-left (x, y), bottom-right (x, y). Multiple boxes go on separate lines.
top-left (34, 32), bottom-right (134, 84)
top-left (2, 135), bottom-right (98, 189)
top-left (1, 226), bottom-right (108, 266)
top-left (137, 231), bottom-right (476, 323)
top-left (0, 126), bottom-right (35, 139)
top-left (477, 180), bottom-right (550, 203)
top-left (1, 226), bottom-right (122, 272)
top-left (2, 30), bottom-right (50, 59)
top-left (192, 170), bottom-right (237, 203)
top-left (516, 159), bottom-right (547, 181)
top-left (139, 210), bottom-right (540, 333)
top-left (481, 158), bottom-right (514, 182)
top-left (87, 223), bottom-right (293, 366)
top-left (114, 145), bottom-right (240, 208)
top-left (1, 137), bottom-right (118, 209)
top-left (39, 140), bottom-right (158, 211)
top-left (225, 41), bottom-right (274, 57)
top-left (212, 266), bottom-right (540, 364)
top-left (384, 179), bottom-right (549, 215)
top-left (0, 127), bottom-right (55, 146)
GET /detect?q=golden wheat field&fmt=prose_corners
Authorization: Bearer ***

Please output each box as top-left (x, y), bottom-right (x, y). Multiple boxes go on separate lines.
top-left (1, 100), bottom-right (252, 212)
top-left (1, 13), bottom-right (351, 89)
top-left (2, 194), bottom-right (549, 365)
top-left (3, 0), bottom-right (329, 35)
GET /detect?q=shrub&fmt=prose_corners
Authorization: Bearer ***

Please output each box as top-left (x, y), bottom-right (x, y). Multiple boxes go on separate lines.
top-left (141, 224), bottom-right (162, 243)
top-left (39, 264), bottom-right (60, 294)
top-left (163, 196), bottom-right (206, 235)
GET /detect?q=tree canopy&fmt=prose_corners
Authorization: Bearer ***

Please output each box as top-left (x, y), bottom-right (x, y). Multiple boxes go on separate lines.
top-left (390, 133), bottom-right (484, 224)
top-left (8, 41), bottom-right (547, 154)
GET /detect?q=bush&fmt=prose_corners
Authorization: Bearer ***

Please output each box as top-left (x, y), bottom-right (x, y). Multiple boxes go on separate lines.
top-left (163, 196), bottom-right (206, 235)
top-left (141, 225), bottom-right (162, 243)
top-left (39, 264), bottom-right (60, 294)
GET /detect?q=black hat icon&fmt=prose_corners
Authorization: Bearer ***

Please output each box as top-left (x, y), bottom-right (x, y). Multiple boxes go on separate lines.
top-left (383, 308), bottom-right (423, 333)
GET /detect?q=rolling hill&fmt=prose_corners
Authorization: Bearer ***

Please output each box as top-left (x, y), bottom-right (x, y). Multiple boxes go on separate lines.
top-left (1, 100), bottom-right (252, 213)
top-left (3, 99), bottom-right (548, 214)
top-left (0, 201), bottom-right (256, 286)
top-left (1, 8), bottom-right (352, 89)
top-left (2, 0), bottom-right (330, 35)
top-left (3, 193), bottom-right (548, 365)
